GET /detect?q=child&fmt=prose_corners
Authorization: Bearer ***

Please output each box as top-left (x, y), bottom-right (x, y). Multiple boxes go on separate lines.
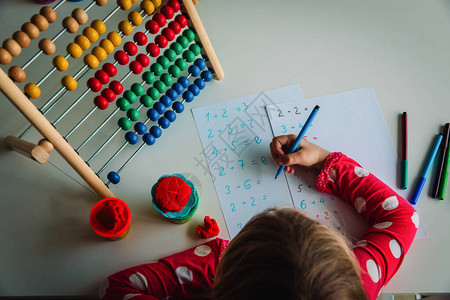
top-left (100, 135), bottom-right (418, 300)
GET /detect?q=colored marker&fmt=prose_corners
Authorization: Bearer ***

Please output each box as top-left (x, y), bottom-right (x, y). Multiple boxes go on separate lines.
top-left (436, 123), bottom-right (450, 200)
top-left (275, 105), bottom-right (320, 179)
top-left (410, 134), bottom-right (443, 205)
top-left (401, 112), bottom-right (408, 190)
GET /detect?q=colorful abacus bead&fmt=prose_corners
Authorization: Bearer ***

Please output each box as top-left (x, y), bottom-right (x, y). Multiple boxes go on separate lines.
top-left (134, 122), bottom-right (147, 135)
top-left (107, 171), bottom-right (121, 184)
top-left (125, 131), bottom-right (139, 144)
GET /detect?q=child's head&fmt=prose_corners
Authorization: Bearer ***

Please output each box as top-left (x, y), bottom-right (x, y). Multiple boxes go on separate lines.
top-left (213, 208), bottom-right (367, 300)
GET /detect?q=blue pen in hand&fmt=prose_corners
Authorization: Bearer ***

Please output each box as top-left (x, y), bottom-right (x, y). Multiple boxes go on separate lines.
top-left (275, 105), bottom-right (320, 179)
top-left (410, 133), bottom-right (443, 205)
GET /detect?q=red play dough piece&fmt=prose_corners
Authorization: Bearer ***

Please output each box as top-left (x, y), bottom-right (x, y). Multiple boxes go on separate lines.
top-left (196, 216), bottom-right (220, 239)
top-left (154, 176), bottom-right (192, 213)
top-left (90, 198), bottom-right (131, 238)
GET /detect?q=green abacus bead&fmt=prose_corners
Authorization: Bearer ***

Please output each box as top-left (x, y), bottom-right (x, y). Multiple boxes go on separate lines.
top-left (116, 97), bottom-right (131, 111)
top-left (168, 65), bottom-right (181, 77)
top-left (147, 86), bottom-right (160, 100)
top-left (124, 90), bottom-right (137, 104)
top-left (176, 35), bottom-right (189, 49)
top-left (183, 29), bottom-right (196, 42)
top-left (164, 48), bottom-right (177, 62)
top-left (140, 94), bottom-right (154, 107)
top-left (131, 82), bottom-right (145, 96)
top-left (189, 43), bottom-right (201, 56)
top-left (157, 56), bottom-right (170, 69)
top-left (182, 50), bottom-right (195, 63)
top-left (175, 58), bottom-right (187, 71)
top-left (127, 108), bottom-right (140, 121)
top-left (154, 80), bottom-right (167, 93)
top-left (170, 42), bottom-right (183, 55)
top-left (118, 117), bottom-right (132, 130)
top-left (161, 73), bottom-right (173, 86)
top-left (142, 71), bottom-right (156, 84)
top-left (150, 63), bottom-right (164, 76)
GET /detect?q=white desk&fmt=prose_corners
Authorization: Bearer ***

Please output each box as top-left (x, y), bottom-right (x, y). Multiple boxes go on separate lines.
top-left (0, 0), bottom-right (449, 296)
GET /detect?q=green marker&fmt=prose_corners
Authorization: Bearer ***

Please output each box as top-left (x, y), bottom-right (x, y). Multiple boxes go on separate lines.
top-left (437, 123), bottom-right (450, 200)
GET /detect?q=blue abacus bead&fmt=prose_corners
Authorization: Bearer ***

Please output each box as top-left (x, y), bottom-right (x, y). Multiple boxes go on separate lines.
top-left (160, 95), bottom-right (172, 107)
top-left (143, 133), bottom-right (156, 145)
top-left (125, 131), bottom-right (139, 144)
top-left (165, 110), bottom-right (177, 122)
top-left (188, 64), bottom-right (200, 77)
top-left (194, 58), bottom-right (206, 70)
top-left (134, 122), bottom-right (147, 135)
top-left (158, 116), bottom-right (170, 129)
top-left (172, 101), bottom-right (185, 113)
top-left (153, 101), bottom-right (166, 114)
top-left (188, 84), bottom-right (200, 96)
top-left (166, 88), bottom-right (178, 101)
top-left (177, 76), bottom-right (190, 89)
top-left (107, 171), bottom-right (121, 184)
top-left (172, 82), bottom-right (184, 95)
top-left (183, 90), bottom-right (194, 103)
top-left (150, 125), bottom-right (162, 138)
top-left (201, 70), bottom-right (213, 82)
top-left (147, 108), bottom-right (160, 121)
top-left (194, 78), bottom-right (205, 90)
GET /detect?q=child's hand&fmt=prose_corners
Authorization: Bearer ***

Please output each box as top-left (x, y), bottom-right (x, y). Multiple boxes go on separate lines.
top-left (270, 135), bottom-right (331, 175)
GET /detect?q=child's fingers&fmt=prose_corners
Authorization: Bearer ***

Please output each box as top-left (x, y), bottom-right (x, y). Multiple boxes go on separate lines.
top-left (270, 135), bottom-right (296, 157)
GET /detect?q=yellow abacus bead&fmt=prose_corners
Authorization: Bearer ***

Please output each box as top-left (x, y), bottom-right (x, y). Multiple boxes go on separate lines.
top-left (61, 75), bottom-right (77, 91)
top-left (95, 0), bottom-right (108, 6)
top-left (150, 0), bottom-right (161, 8)
top-left (67, 42), bottom-right (83, 58)
top-left (99, 39), bottom-right (114, 54)
top-left (53, 55), bottom-right (69, 71)
top-left (91, 19), bottom-right (106, 35)
top-left (24, 83), bottom-right (41, 99)
top-left (74, 34), bottom-right (91, 50)
top-left (84, 54), bottom-right (99, 69)
top-left (83, 27), bottom-right (99, 43)
top-left (72, 8), bottom-right (88, 25)
top-left (107, 31), bottom-right (122, 47)
top-left (92, 46), bottom-right (107, 62)
top-left (118, 20), bottom-right (133, 36)
top-left (140, 0), bottom-right (155, 15)
top-left (128, 11), bottom-right (142, 26)
top-left (131, 0), bottom-right (138, 3)
top-left (117, 0), bottom-right (132, 10)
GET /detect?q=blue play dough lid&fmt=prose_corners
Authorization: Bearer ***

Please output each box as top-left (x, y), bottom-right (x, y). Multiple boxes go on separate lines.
top-left (151, 174), bottom-right (198, 219)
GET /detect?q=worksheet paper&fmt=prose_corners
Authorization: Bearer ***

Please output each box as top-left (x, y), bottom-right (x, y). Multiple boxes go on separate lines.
top-left (192, 84), bottom-right (303, 238)
top-left (266, 87), bottom-right (427, 240)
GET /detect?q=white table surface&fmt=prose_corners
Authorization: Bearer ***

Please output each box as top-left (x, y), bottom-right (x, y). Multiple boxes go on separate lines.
top-left (0, 0), bottom-right (449, 296)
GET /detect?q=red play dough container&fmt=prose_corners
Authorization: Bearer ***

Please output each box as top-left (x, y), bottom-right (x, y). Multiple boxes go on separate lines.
top-left (90, 197), bottom-right (131, 241)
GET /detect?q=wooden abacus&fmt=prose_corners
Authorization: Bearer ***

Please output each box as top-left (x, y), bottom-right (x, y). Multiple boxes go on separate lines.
top-left (0, 0), bottom-right (223, 199)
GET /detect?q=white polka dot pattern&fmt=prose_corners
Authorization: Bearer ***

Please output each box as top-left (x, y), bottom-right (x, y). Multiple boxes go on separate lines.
top-left (175, 266), bottom-right (193, 284)
top-left (129, 272), bottom-right (148, 292)
top-left (354, 197), bottom-right (366, 213)
top-left (194, 245), bottom-right (212, 257)
top-left (382, 196), bottom-right (399, 211)
top-left (354, 240), bottom-right (368, 247)
top-left (123, 294), bottom-right (141, 300)
top-left (411, 212), bottom-right (419, 228)
top-left (354, 166), bottom-right (369, 177)
top-left (389, 239), bottom-right (402, 259)
top-left (366, 259), bottom-right (381, 283)
top-left (373, 221), bottom-right (392, 229)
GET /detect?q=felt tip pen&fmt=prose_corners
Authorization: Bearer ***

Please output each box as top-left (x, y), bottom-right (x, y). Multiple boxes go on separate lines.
top-left (401, 112), bottom-right (408, 190)
top-left (275, 105), bottom-right (320, 179)
top-left (410, 133), bottom-right (443, 205)
top-left (437, 123), bottom-right (450, 200)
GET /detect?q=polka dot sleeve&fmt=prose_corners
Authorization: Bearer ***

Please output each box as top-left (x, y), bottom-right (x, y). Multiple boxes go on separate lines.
top-left (100, 238), bottom-right (229, 300)
top-left (316, 153), bottom-right (418, 300)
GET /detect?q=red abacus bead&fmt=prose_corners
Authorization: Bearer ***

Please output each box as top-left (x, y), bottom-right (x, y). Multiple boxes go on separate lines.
top-left (95, 70), bottom-right (110, 84)
top-left (101, 88), bottom-right (116, 102)
top-left (136, 53), bottom-right (150, 67)
top-left (168, 21), bottom-right (181, 34)
top-left (152, 13), bottom-right (166, 27)
top-left (124, 41), bottom-right (138, 56)
top-left (145, 20), bottom-right (160, 34)
top-left (109, 80), bottom-right (123, 95)
top-left (94, 95), bottom-right (109, 110)
top-left (102, 63), bottom-right (117, 77)
top-left (87, 78), bottom-right (102, 92)
top-left (162, 28), bottom-right (175, 41)
top-left (133, 32), bottom-right (148, 46)
top-left (175, 15), bottom-right (187, 28)
top-left (129, 61), bottom-right (143, 74)
top-left (155, 35), bottom-right (168, 48)
top-left (168, 0), bottom-right (180, 12)
top-left (146, 43), bottom-right (160, 57)
top-left (114, 50), bottom-right (129, 65)
top-left (161, 5), bottom-right (174, 19)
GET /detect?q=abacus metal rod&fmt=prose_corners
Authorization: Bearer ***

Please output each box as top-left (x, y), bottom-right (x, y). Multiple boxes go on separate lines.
top-left (53, 87), bottom-right (90, 125)
top-left (53, 0), bottom-right (67, 11)
top-left (106, 142), bottom-right (146, 186)
top-left (36, 53), bottom-right (70, 87)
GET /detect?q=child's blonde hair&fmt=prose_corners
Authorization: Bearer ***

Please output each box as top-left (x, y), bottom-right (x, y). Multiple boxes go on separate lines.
top-left (213, 207), bottom-right (367, 300)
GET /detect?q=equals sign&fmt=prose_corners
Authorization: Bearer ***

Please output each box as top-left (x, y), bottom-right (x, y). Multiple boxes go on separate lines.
top-left (262, 195), bottom-right (267, 200)
top-left (251, 160), bottom-right (257, 165)
top-left (240, 123), bottom-right (245, 128)
top-left (236, 107), bottom-right (242, 111)
top-left (244, 140), bottom-right (250, 146)
top-left (256, 180), bottom-right (261, 184)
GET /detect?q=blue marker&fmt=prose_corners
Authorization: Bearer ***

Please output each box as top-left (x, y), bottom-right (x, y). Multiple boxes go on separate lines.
top-left (275, 105), bottom-right (320, 179)
top-left (410, 133), bottom-right (443, 205)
